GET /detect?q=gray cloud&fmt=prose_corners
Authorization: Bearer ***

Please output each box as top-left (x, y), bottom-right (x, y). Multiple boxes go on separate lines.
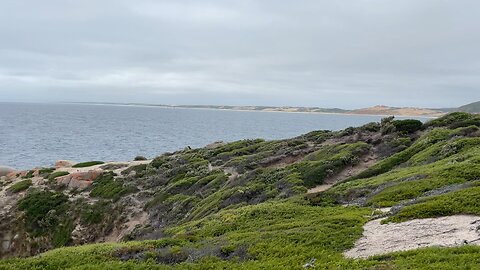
top-left (0, 0), bottom-right (479, 108)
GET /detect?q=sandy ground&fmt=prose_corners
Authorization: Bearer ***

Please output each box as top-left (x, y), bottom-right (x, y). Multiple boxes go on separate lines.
top-left (344, 215), bottom-right (480, 258)
top-left (57, 160), bottom-right (151, 174)
top-left (307, 184), bottom-right (333, 193)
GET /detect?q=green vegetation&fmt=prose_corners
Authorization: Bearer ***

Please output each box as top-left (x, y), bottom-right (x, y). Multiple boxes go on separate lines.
top-left (4, 200), bottom-right (480, 269)
top-left (0, 201), bottom-right (376, 269)
top-left (386, 185), bottom-right (480, 223)
top-left (22, 170), bottom-right (35, 179)
top-left (456, 101), bottom-right (480, 113)
top-left (47, 171), bottom-right (70, 181)
top-left (349, 128), bottom-right (451, 181)
top-left (392, 119), bottom-right (423, 134)
top-left (6, 112), bottom-right (480, 269)
top-left (425, 112), bottom-right (480, 129)
top-left (72, 161), bottom-right (105, 168)
top-left (295, 142), bottom-right (371, 187)
top-left (17, 190), bottom-right (73, 248)
top-left (90, 172), bottom-right (136, 201)
top-left (7, 179), bottom-right (32, 193)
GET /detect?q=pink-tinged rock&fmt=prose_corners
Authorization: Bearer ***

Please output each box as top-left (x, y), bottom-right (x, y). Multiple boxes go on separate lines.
top-left (55, 160), bottom-right (75, 169)
top-left (0, 166), bottom-right (15, 177)
top-left (6, 172), bottom-right (18, 180)
top-left (57, 170), bottom-right (102, 190)
top-left (17, 171), bottom-right (28, 178)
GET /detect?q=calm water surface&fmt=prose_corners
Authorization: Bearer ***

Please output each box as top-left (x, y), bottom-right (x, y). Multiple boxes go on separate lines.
top-left (0, 103), bottom-right (424, 169)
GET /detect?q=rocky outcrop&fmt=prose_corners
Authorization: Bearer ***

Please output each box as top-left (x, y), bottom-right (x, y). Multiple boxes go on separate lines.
top-left (55, 160), bottom-right (75, 169)
top-left (56, 170), bottom-right (102, 190)
top-left (0, 166), bottom-right (15, 177)
top-left (344, 215), bottom-right (480, 258)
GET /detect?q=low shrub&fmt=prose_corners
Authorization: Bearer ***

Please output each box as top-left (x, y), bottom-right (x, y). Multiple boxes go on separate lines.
top-left (90, 172), bottom-right (136, 201)
top-left (73, 161), bottom-right (105, 168)
top-left (48, 171), bottom-right (69, 181)
top-left (7, 179), bottom-right (32, 193)
top-left (18, 190), bottom-right (70, 236)
top-left (392, 119), bottom-right (423, 133)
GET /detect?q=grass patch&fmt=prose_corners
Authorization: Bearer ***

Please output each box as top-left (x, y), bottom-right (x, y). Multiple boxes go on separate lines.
top-left (48, 171), bottom-right (70, 181)
top-left (72, 161), bottom-right (105, 168)
top-left (385, 185), bottom-right (480, 223)
top-left (7, 179), bottom-right (32, 193)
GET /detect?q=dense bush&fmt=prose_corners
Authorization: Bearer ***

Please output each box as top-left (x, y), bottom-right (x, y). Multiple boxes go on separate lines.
top-left (392, 119), bottom-right (423, 133)
top-left (18, 190), bottom-right (71, 242)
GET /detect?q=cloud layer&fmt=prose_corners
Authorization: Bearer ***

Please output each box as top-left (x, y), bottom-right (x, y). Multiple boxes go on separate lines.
top-left (1, 0), bottom-right (479, 108)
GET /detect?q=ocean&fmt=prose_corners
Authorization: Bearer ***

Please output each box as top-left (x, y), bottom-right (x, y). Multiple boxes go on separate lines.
top-left (0, 103), bottom-right (425, 169)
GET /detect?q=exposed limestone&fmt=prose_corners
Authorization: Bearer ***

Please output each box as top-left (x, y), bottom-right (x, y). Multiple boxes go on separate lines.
top-left (345, 215), bottom-right (480, 258)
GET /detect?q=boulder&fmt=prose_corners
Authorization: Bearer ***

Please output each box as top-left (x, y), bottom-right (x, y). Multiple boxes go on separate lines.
top-left (0, 166), bottom-right (15, 177)
top-left (206, 141), bottom-right (225, 149)
top-left (55, 160), bottom-right (75, 169)
top-left (57, 170), bottom-right (102, 190)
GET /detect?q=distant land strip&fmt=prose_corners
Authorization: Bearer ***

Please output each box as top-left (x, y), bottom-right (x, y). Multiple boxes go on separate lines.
top-left (65, 101), bottom-right (480, 117)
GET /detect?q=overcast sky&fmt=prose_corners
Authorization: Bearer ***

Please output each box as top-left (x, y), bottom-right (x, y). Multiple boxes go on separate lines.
top-left (0, 0), bottom-right (479, 108)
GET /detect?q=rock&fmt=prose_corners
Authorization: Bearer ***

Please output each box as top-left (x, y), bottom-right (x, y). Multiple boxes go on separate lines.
top-left (57, 170), bottom-right (102, 190)
top-left (55, 160), bottom-right (75, 169)
top-left (5, 172), bottom-right (18, 180)
top-left (134, 156), bottom-right (147, 161)
top-left (71, 224), bottom-right (95, 245)
top-left (206, 141), bottom-right (225, 149)
top-left (0, 166), bottom-right (15, 177)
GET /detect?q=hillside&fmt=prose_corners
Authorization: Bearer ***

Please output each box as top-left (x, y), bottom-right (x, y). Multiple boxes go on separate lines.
top-left (457, 101), bottom-right (480, 113)
top-left (352, 105), bottom-right (444, 117)
top-left (2, 113), bottom-right (480, 269)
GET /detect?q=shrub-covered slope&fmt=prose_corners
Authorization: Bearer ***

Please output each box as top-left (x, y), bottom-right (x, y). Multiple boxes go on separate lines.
top-left (2, 114), bottom-right (480, 269)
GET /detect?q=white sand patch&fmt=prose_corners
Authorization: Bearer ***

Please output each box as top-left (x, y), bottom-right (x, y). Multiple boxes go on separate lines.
top-left (345, 215), bottom-right (480, 258)
top-left (307, 184), bottom-right (333, 194)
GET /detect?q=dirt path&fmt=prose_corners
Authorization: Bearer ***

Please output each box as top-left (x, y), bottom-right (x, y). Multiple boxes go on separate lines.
top-left (307, 184), bottom-right (333, 193)
top-left (344, 215), bottom-right (480, 258)
top-left (307, 152), bottom-right (377, 194)
top-left (224, 167), bottom-right (240, 181)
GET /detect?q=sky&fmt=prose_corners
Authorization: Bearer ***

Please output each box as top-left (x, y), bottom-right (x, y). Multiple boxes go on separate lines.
top-left (0, 0), bottom-right (479, 109)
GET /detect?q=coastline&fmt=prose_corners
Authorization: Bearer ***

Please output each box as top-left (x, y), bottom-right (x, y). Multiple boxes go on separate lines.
top-left (62, 102), bottom-right (440, 119)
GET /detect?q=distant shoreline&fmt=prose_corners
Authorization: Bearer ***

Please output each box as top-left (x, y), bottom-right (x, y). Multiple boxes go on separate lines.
top-left (62, 102), bottom-right (440, 118)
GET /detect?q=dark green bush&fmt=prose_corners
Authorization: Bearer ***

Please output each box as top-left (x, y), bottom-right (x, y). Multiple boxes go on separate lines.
top-left (22, 170), bottom-right (35, 179)
top-left (392, 119), bottom-right (423, 133)
top-left (18, 191), bottom-right (70, 236)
